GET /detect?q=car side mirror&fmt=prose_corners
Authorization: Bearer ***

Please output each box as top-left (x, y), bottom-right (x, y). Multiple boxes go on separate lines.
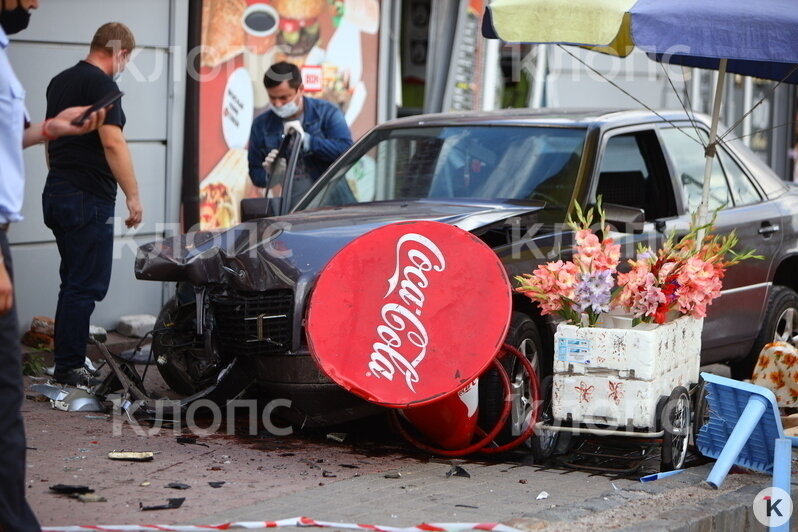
top-left (602, 202), bottom-right (645, 234)
top-left (240, 197), bottom-right (282, 222)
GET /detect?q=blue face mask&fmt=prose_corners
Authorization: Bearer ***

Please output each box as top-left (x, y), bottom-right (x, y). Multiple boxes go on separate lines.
top-left (0, 5), bottom-right (31, 35)
top-left (272, 97), bottom-right (300, 119)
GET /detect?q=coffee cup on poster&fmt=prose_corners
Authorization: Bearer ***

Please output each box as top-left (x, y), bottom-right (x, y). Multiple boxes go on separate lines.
top-left (242, 3), bottom-right (280, 54)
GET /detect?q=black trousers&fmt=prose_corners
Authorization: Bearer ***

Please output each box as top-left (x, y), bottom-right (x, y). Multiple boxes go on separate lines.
top-left (0, 230), bottom-right (40, 532)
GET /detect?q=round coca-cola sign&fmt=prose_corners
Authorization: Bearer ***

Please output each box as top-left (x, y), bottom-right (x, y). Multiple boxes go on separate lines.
top-left (307, 221), bottom-right (512, 408)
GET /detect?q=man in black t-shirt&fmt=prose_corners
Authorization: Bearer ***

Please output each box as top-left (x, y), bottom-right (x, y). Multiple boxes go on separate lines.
top-left (43, 22), bottom-right (142, 388)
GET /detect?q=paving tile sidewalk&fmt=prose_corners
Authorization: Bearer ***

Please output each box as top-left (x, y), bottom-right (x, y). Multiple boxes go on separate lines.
top-left (197, 458), bottom-right (787, 531)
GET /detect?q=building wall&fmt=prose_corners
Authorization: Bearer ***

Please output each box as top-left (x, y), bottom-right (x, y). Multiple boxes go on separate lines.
top-left (7, 0), bottom-right (188, 331)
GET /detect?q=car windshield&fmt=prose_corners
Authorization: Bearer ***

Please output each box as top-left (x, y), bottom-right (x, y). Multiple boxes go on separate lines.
top-left (298, 125), bottom-right (587, 218)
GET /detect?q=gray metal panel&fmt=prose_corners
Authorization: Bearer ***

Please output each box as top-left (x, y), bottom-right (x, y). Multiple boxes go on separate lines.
top-left (13, 240), bottom-right (163, 331)
top-left (7, 43), bottom-right (169, 141)
top-left (112, 143), bottom-right (167, 237)
top-left (15, 0), bottom-right (170, 48)
top-left (11, 143), bottom-right (166, 245)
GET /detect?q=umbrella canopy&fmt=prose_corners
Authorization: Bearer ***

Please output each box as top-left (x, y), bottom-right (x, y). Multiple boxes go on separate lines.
top-left (482, 0), bottom-right (798, 225)
top-left (482, 0), bottom-right (798, 83)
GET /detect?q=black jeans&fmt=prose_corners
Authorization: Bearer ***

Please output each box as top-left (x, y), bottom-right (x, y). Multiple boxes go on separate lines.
top-left (42, 176), bottom-right (115, 372)
top-left (0, 230), bottom-right (41, 532)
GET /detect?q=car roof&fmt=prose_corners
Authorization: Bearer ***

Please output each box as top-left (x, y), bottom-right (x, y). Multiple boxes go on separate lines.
top-left (378, 108), bottom-right (710, 130)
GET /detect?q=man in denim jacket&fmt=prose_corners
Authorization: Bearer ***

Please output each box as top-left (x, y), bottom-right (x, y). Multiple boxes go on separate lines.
top-left (248, 61), bottom-right (353, 204)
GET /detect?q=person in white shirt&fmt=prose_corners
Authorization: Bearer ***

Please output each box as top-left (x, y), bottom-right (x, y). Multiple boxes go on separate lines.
top-left (0, 1), bottom-right (105, 530)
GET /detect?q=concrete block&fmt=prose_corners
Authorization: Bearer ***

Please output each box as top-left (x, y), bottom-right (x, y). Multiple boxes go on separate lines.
top-left (116, 314), bottom-right (157, 338)
top-left (88, 325), bottom-right (107, 343)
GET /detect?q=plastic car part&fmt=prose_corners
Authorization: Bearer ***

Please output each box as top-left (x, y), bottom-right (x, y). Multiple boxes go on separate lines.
top-left (390, 344), bottom-right (541, 456)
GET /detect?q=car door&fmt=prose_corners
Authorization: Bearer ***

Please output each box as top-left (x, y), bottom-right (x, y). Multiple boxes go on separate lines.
top-left (591, 126), bottom-right (681, 268)
top-left (657, 126), bottom-right (783, 362)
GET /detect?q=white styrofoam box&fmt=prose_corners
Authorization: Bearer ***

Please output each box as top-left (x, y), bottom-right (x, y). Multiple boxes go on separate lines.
top-left (552, 364), bottom-right (696, 428)
top-left (553, 315), bottom-right (703, 381)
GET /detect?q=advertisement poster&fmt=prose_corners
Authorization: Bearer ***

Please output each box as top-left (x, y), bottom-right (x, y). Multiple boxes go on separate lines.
top-left (198, 0), bottom-right (381, 230)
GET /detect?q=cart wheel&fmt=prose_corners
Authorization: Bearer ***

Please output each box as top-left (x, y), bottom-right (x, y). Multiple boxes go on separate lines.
top-left (660, 386), bottom-right (691, 471)
top-left (691, 379), bottom-right (709, 445)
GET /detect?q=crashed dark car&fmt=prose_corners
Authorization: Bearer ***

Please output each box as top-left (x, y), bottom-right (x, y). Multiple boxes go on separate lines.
top-left (136, 108), bottom-right (798, 453)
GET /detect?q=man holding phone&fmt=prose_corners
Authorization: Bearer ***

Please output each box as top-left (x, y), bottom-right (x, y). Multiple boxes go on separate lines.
top-left (43, 22), bottom-right (142, 388)
top-left (0, 1), bottom-right (108, 530)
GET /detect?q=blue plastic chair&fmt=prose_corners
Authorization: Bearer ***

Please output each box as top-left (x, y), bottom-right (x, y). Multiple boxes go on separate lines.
top-left (696, 372), bottom-right (794, 531)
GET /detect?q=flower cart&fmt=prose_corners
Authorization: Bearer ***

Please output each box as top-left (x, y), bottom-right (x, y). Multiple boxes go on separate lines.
top-left (516, 201), bottom-right (759, 471)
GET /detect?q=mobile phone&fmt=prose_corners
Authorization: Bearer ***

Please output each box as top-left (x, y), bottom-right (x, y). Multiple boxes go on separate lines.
top-left (70, 90), bottom-right (124, 126)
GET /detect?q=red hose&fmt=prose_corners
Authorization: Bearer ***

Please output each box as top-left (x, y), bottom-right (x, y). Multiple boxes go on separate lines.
top-left (391, 343), bottom-right (541, 456)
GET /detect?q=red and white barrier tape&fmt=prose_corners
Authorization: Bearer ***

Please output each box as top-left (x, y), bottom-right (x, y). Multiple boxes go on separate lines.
top-left (42, 516), bottom-right (522, 532)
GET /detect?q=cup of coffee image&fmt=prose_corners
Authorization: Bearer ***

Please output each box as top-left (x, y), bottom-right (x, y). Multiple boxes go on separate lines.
top-left (242, 3), bottom-right (280, 55)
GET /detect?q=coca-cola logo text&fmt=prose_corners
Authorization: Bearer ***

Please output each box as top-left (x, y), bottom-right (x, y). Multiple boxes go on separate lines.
top-left (367, 234), bottom-right (446, 392)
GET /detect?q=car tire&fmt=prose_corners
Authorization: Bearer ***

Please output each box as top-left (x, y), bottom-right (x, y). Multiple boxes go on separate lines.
top-left (152, 297), bottom-right (221, 396)
top-left (731, 285), bottom-right (798, 380)
top-left (478, 312), bottom-right (558, 461)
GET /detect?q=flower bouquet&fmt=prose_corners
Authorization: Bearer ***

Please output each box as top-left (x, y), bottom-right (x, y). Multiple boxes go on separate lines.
top-left (614, 216), bottom-right (762, 325)
top-left (515, 199), bottom-right (620, 327)
top-left (515, 200), bottom-right (761, 328)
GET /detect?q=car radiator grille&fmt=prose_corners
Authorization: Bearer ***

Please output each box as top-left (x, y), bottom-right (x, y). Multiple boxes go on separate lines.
top-left (211, 290), bottom-right (293, 357)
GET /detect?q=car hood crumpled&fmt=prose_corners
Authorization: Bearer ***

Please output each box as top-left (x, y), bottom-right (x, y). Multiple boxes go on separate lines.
top-left (134, 200), bottom-right (543, 292)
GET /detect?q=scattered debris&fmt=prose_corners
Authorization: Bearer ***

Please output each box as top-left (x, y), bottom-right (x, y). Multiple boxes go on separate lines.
top-left (455, 504), bottom-right (479, 509)
top-left (108, 451), bottom-right (154, 462)
top-left (26, 394), bottom-right (49, 403)
top-left (50, 484), bottom-right (94, 495)
top-left (339, 464), bottom-right (359, 469)
top-left (166, 482), bottom-right (191, 490)
top-left (519, 479), bottom-right (528, 484)
top-left (326, 432), bottom-right (347, 443)
top-left (208, 481), bottom-right (225, 488)
top-left (445, 465), bottom-right (471, 479)
top-left (322, 470), bottom-right (337, 478)
top-left (536, 491), bottom-right (549, 500)
top-left (89, 325), bottom-right (107, 343)
top-left (176, 435), bottom-right (209, 447)
top-left (384, 472), bottom-right (402, 479)
top-left (300, 458), bottom-right (322, 470)
top-left (640, 469), bottom-right (686, 482)
top-left (140, 482), bottom-right (151, 487)
top-left (208, 466), bottom-right (223, 471)
top-left (75, 493), bottom-right (107, 503)
top-left (140, 498), bottom-right (185, 511)
top-left (54, 389), bottom-right (104, 412)
top-left (84, 415), bottom-right (108, 420)
top-left (611, 482), bottom-right (619, 491)
top-left (278, 452), bottom-right (295, 457)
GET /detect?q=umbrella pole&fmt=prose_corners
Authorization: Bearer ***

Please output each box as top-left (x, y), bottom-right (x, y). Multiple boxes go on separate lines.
top-left (697, 59), bottom-right (728, 237)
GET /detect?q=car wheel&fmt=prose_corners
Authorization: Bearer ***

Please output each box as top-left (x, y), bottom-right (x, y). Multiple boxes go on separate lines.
top-left (152, 297), bottom-right (223, 396)
top-left (731, 285), bottom-right (798, 380)
top-left (660, 386), bottom-right (690, 471)
top-left (478, 312), bottom-right (558, 460)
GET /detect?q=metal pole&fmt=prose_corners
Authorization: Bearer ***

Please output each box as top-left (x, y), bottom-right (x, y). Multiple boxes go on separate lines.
top-left (697, 58), bottom-right (728, 232)
top-left (482, 38), bottom-right (501, 111)
top-left (531, 44), bottom-right (547, 109)
top-left (771, 437), bottom-right (792, 532)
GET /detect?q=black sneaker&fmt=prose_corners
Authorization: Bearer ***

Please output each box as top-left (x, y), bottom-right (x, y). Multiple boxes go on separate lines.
top-left (53, 367), bottom-right (102, 388)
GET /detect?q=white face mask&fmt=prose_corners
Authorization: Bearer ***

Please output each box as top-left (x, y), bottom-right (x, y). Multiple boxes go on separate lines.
top-left (113, 72), bottom-right (123, 82)
top-left (272, 97), bottom-right (299, 119)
